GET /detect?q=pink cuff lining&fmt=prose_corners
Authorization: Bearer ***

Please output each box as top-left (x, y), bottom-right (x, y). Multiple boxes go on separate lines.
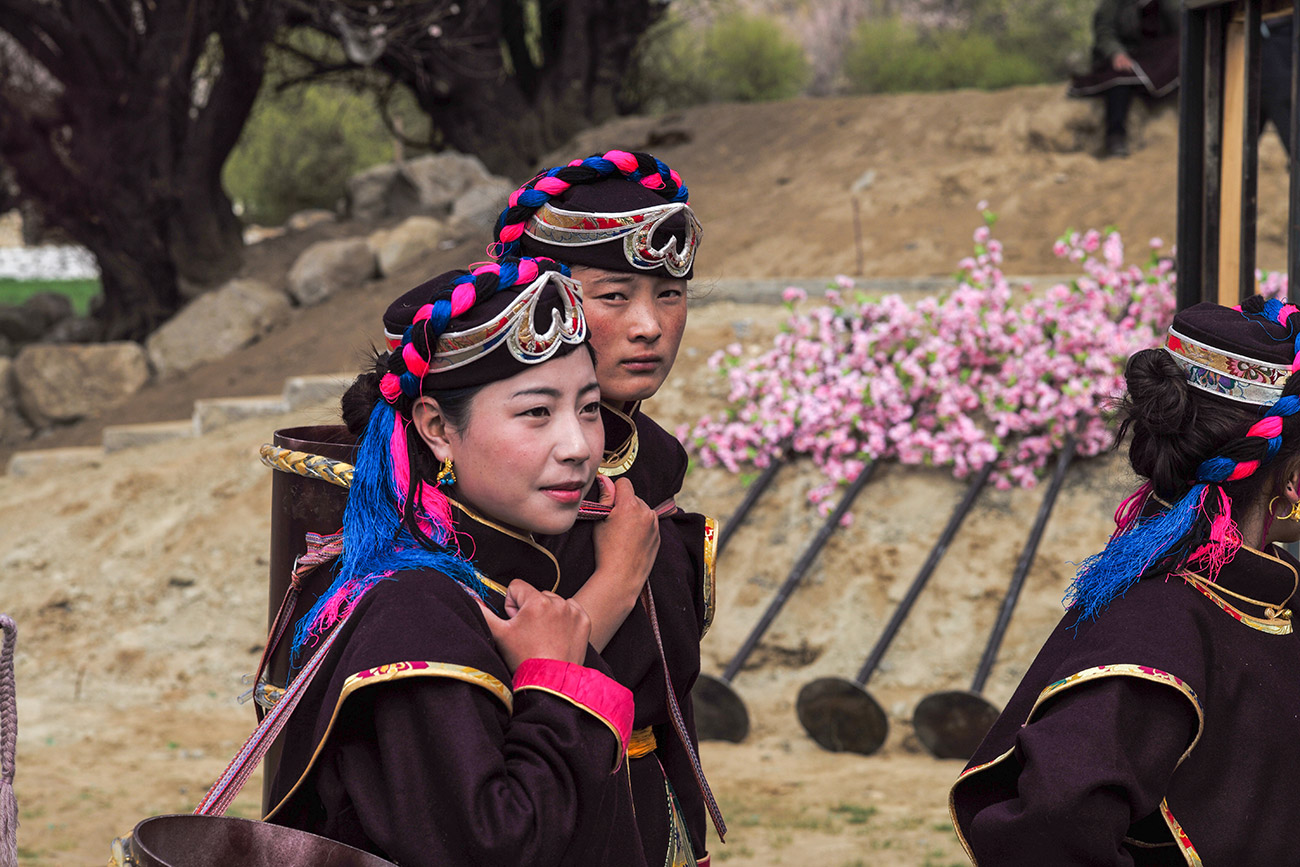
top-left (513, 658), bottom-right (634, 756)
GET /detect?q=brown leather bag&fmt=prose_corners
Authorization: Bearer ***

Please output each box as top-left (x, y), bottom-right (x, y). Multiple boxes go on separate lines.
top-left (112, 814), bottom-right (395, 866)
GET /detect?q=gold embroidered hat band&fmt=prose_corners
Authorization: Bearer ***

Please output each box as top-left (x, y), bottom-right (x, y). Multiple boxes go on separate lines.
top-left (1165, 326), bottom-right (1292, 406)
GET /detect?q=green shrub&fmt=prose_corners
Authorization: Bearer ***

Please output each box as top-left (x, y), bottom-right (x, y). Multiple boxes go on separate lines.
top-left (843, 17), bottom-right (1050, 95)
top-left (625, 10), bottom-right (809, 110)
top-left (701, 13), bottom-right (810, 102)
top-left (223, 83), bottom-right (393, 226)
top-left (622, 13), bottom-right (711, 113)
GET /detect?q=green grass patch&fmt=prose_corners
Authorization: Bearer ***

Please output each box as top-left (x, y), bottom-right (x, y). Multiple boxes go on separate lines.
top-left (0, 277), bottom-right (101, 315)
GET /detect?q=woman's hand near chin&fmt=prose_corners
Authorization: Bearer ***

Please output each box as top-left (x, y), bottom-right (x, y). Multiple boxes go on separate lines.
top-left (574, 476), bottom-right (661, 651)
top-left (478, 580), bottom-right (593, 672)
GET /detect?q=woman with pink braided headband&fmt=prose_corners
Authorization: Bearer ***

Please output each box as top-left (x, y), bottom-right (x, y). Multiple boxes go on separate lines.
top-left (492, 150), bottom-right (724, 866)
top-left (264, 257), bottom-right (664, 866)
top-left (950, 298), bottom-right (1300, 865)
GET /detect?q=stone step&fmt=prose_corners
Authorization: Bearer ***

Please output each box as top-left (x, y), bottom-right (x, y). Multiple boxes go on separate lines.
top-left (283, 373), bottom-right (351, 410)
top-left (6, 446), bottom-right (103, 477)
top-left (192, 395), bottom-right (290, 436)
top-left (102, 419), bottom-right (196, 453)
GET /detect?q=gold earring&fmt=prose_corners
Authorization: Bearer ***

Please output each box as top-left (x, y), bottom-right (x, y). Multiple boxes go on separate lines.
top-left (1269, 496), bottom-right (1300, 521)
top-left (436, 457), bottom-right (456, 487)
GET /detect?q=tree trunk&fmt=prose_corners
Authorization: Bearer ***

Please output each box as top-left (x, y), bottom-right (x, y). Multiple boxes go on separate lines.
top-left (0, 0), bottom-right (276, 341)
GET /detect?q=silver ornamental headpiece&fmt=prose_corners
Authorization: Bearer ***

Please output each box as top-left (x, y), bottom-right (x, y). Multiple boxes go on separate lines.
top-left (524, 201), bottom-right (702, 278)
top-left (383, 270), bottom-right (587, 372)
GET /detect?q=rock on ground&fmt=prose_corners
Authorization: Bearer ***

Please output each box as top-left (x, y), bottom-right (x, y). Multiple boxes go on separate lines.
top-left (0, 357), bottom-right (31, 442)
top-left (13, 341), bottom-right (150, 426)
top-left (452, 179), bottom-right (516, 231)
top-left (404, 152), bottom-right (494, 215)
top-left (287, 239), bottom-right (376, 306)
top-left (346, 163), bottom-right (421, 223)
top-left (368, 216), bottom-right (451, 278)
top-left (146, 279), bottom-right (291, 377)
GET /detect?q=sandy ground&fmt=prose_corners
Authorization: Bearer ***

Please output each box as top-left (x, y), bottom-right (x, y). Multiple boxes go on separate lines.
top-left (0, 82), bottom-right (1241, 864)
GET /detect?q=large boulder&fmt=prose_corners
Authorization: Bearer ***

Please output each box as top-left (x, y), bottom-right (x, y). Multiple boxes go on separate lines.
top-left (368, 216), bottom-right (451, 277)
top-left (0, 357), bottom-right (32, 442)
top-left (146, 278), bottom-right (290, 377)
top-left (346, 163), bottom-right (420, 222)
top-left (287, 239), bottom-right (376, 306)
top-left (451, 179), bottom-right (516, 231)
top-left (13, 341), bottom-right (150, 427)
top-left (404, 152), bottom-right (494, 215)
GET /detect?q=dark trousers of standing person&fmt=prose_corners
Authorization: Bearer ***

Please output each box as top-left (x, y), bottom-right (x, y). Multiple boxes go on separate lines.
top-left (1261, 17), bottom-right (1292, 155)
top-left (1105, 85), bottom-right (1136, 155)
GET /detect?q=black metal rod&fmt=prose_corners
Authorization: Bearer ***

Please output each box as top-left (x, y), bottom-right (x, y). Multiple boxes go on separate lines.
top-left (1289, 0), bottom-right (1300, 304)
top-left (1240, 0), bottom-right (1263, 300)
top-left (720, 461), bottom-right (876, 683)
top-left (969, 437), bottom-right (1078, 694)
top-left (715, 453), bottom-right (786, 559)
top-left (852, 460), bottom-right (995, 686)
top-left (1178, 5), bottom-right (1210, 310)
top-left (1204, 5), bottom-right (1226, 302)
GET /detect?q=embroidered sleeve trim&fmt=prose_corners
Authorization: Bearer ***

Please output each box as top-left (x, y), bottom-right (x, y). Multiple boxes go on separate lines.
top-left (513, 658), bottom-right (634, 774)
top-left (948, 663), bottom-right (1205, 867)
top-left (702, 516), bottom-right (718, 637)
top-left (263, 661), bottom-right (512, 822)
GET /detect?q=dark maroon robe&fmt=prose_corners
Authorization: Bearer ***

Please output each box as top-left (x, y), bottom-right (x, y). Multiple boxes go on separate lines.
top-left (265, 500), bottom-right (646, 867)
top-left (950, 543), bottom-right (1300, 865)
top-left (539, 405), bottom-right (716, 864)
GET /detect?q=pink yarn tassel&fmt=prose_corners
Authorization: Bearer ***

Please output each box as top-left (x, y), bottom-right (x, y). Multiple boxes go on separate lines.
top-left (389, 416), bottom-right (456, 546)
top-left (1113, 481), bottom-right (1154, 533)
top-left (1187, 488), bottom-right (1242, 581)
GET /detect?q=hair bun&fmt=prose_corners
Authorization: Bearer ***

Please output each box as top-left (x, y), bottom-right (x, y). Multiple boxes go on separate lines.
top-left (1124, 348), bottom-right (1192, 437)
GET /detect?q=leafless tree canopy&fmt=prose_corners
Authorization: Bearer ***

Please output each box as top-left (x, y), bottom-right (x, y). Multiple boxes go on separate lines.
top-left (0, 0), bottom-right (658, 341)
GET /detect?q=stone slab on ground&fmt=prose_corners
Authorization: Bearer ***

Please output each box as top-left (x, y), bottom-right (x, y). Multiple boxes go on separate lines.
top-left (283, 373), bottom-right (352, 410)
top-left (193, 395), bottom-right (290, 435)
top-left (102, 419), bottom-right (196, 453)
top-left (6, 445), bottom-right (102, 476)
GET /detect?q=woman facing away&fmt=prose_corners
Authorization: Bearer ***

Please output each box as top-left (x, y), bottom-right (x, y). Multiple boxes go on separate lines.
top-left (950, 298), bottom-right (1300, 865)
top-left (265, 257), bottom-right (661, 866)
top-left (492, 150), bottom-right (723, 866)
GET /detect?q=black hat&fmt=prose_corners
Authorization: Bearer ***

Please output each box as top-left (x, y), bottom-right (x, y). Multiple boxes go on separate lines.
top-left (1165, 299), bottom-right (1298, 406)
top-left (493, 150), bottom-right (701, 280)
top-left (380, 257), bottom-right (587, 397)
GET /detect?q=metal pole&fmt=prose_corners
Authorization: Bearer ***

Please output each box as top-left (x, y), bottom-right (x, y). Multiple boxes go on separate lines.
top-left (969, 437), bottom-right (1077, 694)
top-left (1205, 5), bottom-right (1227, 302)
top-left (721, 461), bottom-right (876, 682)
top-left (1239, 0), bottom-right (1263, 301)
top-left (795, 460), bottom-right (995, 756)
top-left (1289, 0), bottom-right (1300, 304)
top-left (854, 461), bottom-right (995, 685)
top-left (716, 452), bottom-right (786, 559)
top-left (1178, 5), bottom-right (1209, 310)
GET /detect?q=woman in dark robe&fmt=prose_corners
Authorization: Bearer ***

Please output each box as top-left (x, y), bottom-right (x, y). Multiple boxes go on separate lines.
top-left (492, 150), bottom-right (722, 866)
top-left (950, 298), bottom-right (1300, 865)
top-left (265, 257), bottom-right (661, 866)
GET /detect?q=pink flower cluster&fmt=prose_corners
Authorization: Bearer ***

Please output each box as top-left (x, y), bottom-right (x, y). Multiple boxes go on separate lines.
top-left (682, 215), bottom-right (1197, 510)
